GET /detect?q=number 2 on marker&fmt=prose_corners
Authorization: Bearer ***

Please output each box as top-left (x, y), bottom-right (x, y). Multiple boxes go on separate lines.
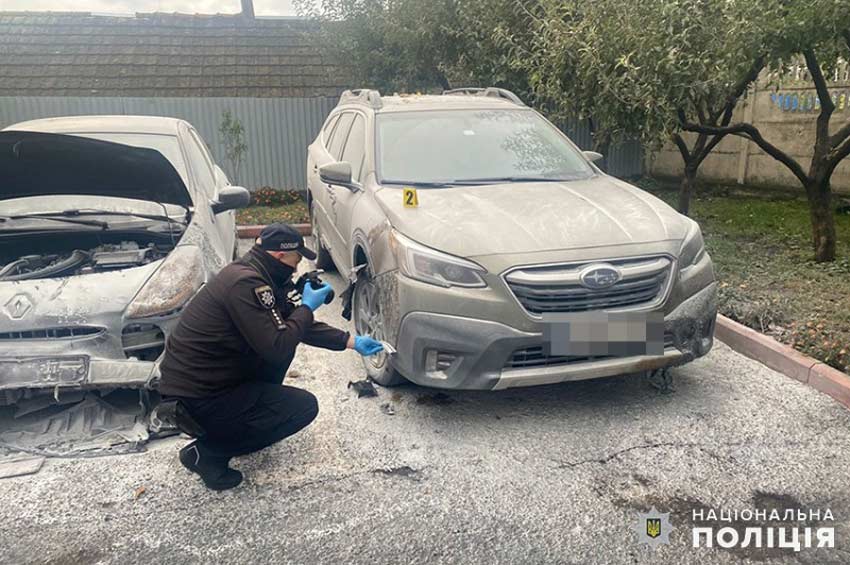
top-left (403, 187), bottom-right (419, 208)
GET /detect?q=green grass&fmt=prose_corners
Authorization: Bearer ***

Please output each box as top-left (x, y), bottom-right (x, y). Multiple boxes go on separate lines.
top-left (236, 202), bottom-right (309, 226)
top-left (636, 178), bottom-right (850, 375)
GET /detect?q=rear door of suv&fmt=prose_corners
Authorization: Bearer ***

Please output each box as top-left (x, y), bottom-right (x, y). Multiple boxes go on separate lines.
top-left (329, 111), bottom-right (369, 273)
top-left (307, 111), bottom-right (353, 265)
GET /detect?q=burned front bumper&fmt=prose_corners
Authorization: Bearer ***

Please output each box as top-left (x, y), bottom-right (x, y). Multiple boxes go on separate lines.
top-left (0, 316), bottom-right (175, 402)
top-left (0, 357), bottom-right (160, 393)
top-left (391, 282), bottom-right (717, 390)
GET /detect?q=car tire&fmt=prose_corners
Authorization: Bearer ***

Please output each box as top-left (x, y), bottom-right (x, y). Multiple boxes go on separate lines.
top-left (310, 201), bottom-right (335, 271)
top-left (352, 265), bottom-right (406, 387)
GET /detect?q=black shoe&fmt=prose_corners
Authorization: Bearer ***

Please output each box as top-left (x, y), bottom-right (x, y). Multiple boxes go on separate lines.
top-left (179, 442), bottom-right (243, 491)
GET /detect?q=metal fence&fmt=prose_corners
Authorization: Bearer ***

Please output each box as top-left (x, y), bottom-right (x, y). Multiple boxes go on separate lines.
top-left (0, 96), bottom-right (643, 190)
top-left (557, 117), bottom-right (644, 178)
top-left (0, 96), bottom-right (338, 191)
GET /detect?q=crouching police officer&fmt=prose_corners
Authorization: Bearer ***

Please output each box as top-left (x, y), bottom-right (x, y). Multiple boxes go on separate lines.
top-left (159, 223), bottom-right (383, 490)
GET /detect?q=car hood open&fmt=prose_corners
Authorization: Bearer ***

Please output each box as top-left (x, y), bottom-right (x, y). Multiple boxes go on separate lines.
top-left (0, 131), bottom-right (192, 208)
top-left (376, 175), bottom-right (690, 258)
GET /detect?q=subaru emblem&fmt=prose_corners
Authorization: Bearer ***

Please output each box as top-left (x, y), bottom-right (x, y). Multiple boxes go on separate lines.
top-left (579, 264), bottom-right (621, 289)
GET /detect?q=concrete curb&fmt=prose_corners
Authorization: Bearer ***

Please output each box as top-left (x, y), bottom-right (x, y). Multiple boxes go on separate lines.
top-left (716, 314), bottom-right (850, 409)
top-left (237, 223), bottom-right (310, 238)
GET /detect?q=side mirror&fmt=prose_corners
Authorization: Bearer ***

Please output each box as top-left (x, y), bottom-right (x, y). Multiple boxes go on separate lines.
top-left (582, 150), bottom-right (604, 163)
top-left (212, 185), bottom-right (251, 214)
top-left (319, 161), bottom-right (358, 191)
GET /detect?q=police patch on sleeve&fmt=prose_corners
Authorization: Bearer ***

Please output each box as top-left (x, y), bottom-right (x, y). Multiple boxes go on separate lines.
top-left (254, 285), bottom-right (276, 310)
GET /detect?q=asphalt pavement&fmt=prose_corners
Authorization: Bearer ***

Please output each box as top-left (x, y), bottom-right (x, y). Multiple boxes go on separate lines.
top-left (1, 241), bottom-right (849, 565)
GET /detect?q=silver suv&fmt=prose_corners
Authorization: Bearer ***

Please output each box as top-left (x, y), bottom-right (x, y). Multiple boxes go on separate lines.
top-left (307, 88), bottom-right (716, 390)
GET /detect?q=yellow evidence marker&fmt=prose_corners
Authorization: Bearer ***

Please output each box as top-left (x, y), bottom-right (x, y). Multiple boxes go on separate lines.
top-left (403, 187), bottom-right (419, 208)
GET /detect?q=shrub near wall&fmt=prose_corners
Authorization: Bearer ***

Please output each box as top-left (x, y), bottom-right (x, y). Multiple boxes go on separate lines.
top-left (251, 187), bottom-right (304, 207)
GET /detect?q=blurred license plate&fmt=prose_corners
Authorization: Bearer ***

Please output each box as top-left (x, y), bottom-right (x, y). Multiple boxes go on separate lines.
top-left (543, 312), bottom-right (664, 357)
top-left (0, 356), bottom-right (89, 389)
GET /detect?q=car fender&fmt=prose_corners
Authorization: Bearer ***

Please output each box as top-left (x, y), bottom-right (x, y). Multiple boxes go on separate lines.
top-left (348, 184), bottom-right (397, 276)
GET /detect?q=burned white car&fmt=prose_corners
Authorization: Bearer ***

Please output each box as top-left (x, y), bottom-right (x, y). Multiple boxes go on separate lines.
top-left (0, 118), bottom-right (249, 454)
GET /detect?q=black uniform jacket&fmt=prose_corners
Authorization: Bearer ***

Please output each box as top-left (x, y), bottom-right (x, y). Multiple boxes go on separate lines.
top-left (159, 245), bottom-right (349, 398)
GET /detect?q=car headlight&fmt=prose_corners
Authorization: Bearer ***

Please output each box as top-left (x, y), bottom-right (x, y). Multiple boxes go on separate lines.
top-left (389, 229), bottom-right (487, 288)
top-left (126, 245), bottom-right (205, 318)
top-left (679, 219), bottom-right (706, 268)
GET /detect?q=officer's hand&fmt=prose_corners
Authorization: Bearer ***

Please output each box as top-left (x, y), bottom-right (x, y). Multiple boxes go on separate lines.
top-left (354, 335), bottom-right (384, 356)
top-left (301, 281), bottom-right (333, 312)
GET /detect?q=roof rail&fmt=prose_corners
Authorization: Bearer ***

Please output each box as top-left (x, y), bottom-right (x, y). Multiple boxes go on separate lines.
top-left (339, 89), bottom-right (383, 109)
top-left (442, 87), bottom-right (524, 106)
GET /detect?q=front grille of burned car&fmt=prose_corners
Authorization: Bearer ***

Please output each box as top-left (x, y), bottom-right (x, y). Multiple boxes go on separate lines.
top-left (0, 326), bottom-right (103, 340)
top-left (505, 333), bottom-right (676, 369)
top-left (122, 324), bottom-right (165, 361)
top-left (504, 256), bottom-right (673, 315)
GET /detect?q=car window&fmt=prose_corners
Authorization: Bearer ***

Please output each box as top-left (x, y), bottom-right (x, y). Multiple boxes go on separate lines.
top-left (328, 113), bottom-right (354, 161)
top-left (183, 131), bottom-right (217, 197)
top-left (341, 114), bottom-right (366, 182)
top-left (322, 114), bottom-right (340, 146)
top-left (376, 109), bottom-right (594, 185)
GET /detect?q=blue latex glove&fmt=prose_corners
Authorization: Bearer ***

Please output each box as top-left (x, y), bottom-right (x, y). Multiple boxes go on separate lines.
top-left (301, 281), bottom-right (333, 312)
top-left (354, 335), bottom-right (384, 356)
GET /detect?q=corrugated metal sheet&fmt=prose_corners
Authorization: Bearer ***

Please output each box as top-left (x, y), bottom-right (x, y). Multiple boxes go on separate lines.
top-left (557, 117), bottom-right (644, 178)
top-left (0, 96), bottom-right (643, 190)
top-left (0, 96), bottom-right (338, 190)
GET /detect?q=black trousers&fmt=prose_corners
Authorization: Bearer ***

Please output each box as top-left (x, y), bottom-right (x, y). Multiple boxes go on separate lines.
top-left (176, 375), bottom-right (319, 459)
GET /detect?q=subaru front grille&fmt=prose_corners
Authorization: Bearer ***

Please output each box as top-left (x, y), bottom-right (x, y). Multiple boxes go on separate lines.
top-left (504, 256), bottom-right (673, 315)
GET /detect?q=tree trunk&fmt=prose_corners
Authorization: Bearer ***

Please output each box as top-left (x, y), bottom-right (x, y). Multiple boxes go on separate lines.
top-left (678, 166), bottom-right (697, 216)
top-left (805, 179), bottom-right (836, 262)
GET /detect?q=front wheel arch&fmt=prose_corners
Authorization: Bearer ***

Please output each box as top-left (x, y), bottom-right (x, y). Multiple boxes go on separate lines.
top-left (353, 244), bottom-right (369, 270)
top-left (351, 252), bottom-right (405, 387)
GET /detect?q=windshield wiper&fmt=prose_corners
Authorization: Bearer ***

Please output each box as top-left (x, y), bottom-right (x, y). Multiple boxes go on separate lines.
top-left (50, 208), bottom-right (186, 224)
top-left (3, 209), bottom-right (186, 226)
top-left (381, 180), bottom-right (458, 188)
top-left (0, 214), bottom-right (108, 229)
top-left (451, 176), bottom-right (571, 185)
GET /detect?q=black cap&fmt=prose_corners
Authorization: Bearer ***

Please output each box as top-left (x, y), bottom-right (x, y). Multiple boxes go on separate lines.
top-left (257, 223), bottom-right (317, 260)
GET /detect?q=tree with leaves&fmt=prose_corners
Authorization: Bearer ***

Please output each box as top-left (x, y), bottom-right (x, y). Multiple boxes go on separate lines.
top-left (294, 0), bottom-right (534, 96)
top-left (219, 109), bottom-right (248, 183)
top-left (682, 0), bottom-right (850, 262)
top-left (295, 0), bottom-right (457, 92)
top-left (512, 0), bottom-right (774, 213)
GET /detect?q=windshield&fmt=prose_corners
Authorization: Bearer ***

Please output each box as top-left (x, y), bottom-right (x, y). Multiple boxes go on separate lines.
top-left (72, 132), bottom-right (189, 185)
top-left (376, 109), bottom-right (594, 185)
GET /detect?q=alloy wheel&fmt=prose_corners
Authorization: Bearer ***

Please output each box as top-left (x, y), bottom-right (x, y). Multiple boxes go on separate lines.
top-left (353, 273), bottom-right (388, 371)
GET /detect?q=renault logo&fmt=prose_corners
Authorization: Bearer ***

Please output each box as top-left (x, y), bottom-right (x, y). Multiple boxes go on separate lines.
top-left (4, 293), bottom-right (33, 320)
top-left (579, 264), bottom-right (621, 289)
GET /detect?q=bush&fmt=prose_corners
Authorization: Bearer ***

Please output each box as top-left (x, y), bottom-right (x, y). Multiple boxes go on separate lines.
top-left (785, 321), bottom-right (850, 374)
top-left (251, 187), bottom-right (304, 207)
top-left (718, 289), bottom-right (790, 334)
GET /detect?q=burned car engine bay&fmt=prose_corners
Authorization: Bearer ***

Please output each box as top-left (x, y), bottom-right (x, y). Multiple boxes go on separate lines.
top-left (0, 231), bottom-right (179, 281)
top-left (0, 225), bottom-right (187, 465)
